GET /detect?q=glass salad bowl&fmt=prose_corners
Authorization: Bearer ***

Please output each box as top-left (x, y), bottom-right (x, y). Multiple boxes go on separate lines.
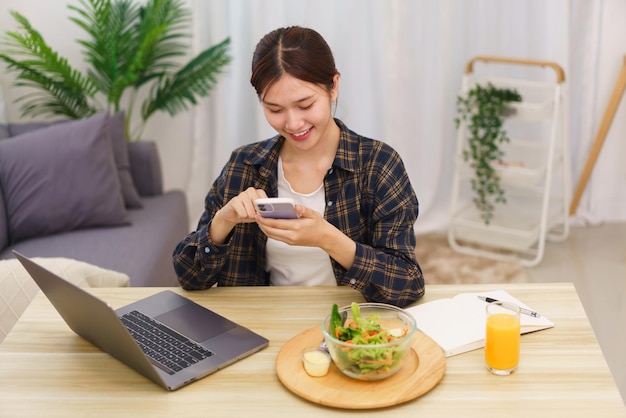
top-left (321, 302), bottom-right (417, 381)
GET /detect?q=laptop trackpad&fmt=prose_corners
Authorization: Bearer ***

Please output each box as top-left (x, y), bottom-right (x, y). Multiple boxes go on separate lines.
top-left (155, 303), bottom-right (237, 343)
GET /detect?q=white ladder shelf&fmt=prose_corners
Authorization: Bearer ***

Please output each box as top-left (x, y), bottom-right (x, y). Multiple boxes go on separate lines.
top-left (448, 56), bottom-right (570, 267)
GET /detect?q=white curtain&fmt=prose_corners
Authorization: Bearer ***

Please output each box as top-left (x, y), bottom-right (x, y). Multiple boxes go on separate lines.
top-left (186, 0), bottom-right (626, 231)
top-left (572, 0), bottom-right (626, 223)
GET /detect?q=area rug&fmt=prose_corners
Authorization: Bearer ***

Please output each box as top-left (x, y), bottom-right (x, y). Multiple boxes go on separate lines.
top-left (414, 234), bottom-right (528, 284)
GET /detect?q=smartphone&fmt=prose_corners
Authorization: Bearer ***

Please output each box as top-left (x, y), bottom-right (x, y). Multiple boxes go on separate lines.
top-left (254, 197), bottom-right (298, 219)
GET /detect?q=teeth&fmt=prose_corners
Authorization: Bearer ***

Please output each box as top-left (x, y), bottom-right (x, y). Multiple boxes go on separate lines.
top-left (293, 128), bottom-right (311, 137)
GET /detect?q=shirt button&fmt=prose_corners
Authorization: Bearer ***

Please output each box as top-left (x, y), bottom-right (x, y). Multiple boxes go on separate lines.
top-left (328, 168), bottom-right (334, 175)
top-left (327, 201), bottom-right (333, 207)
top-left (349, 279), bottom-right (356, 285)
top-left (204, 247), bottom-right (210, 254)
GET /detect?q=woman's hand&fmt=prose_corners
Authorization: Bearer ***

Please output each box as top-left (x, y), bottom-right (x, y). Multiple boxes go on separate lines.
top-left (210, 187), bottom-right (268, 244)
top-left (255, 205), bottom-right (324, 246)
top-left (256, 205), bottom-right (356, 269)
top-left (219, 187), bottom-right (268, 225)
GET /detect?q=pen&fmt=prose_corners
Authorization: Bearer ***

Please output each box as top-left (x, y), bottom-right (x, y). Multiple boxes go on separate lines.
top-left (478, 296), bottom-right (542, 318)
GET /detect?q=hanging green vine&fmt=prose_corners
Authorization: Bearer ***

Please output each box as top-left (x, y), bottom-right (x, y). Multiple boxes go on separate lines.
top-left (455, 83), bottom-right (522, 224)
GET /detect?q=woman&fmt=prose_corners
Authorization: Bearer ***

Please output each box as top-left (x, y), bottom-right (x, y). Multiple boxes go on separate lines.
top-left (173, 26), bottom-right (424, 307)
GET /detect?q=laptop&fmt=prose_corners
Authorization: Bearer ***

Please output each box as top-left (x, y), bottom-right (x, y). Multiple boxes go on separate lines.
top-left (13, 251), bottom-right (269, 391)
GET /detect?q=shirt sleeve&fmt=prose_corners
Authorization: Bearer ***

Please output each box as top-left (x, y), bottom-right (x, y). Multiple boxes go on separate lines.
top-left (335, 144), bottom-right (425, 307)
top-left (172, 195), bottom-right (231, 290)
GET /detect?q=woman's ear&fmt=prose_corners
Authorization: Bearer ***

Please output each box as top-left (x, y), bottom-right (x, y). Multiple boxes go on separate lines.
top-left (330, 74), bottom-right (340, 102)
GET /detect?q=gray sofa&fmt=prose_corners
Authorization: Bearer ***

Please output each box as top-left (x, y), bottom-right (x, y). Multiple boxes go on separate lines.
top-left (0, 112), bottom-right (189, 287)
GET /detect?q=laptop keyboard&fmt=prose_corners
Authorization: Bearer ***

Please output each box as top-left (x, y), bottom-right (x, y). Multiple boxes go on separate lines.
top-left (120, 310), bottom-right (214, 375)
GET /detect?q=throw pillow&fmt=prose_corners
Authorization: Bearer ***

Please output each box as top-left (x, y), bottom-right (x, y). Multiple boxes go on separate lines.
top-left (0, 112), bottom-right (129, 243)
top-left (0, 257), bottom-right (130, 343)
top-left (6, 114), bottom-right (143, 208)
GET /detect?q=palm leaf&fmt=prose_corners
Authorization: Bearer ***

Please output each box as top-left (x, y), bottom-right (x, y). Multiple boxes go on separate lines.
top-left (123, 0), bottom-right (190, 91)
top-left (69, 0), bottom-right (191, 111)
top-left (0, 11), bottom-right (97, 119)
top-left (69, 0), bottom-right (140, 110)
top-left (140, 37), bottom-right (231, 120)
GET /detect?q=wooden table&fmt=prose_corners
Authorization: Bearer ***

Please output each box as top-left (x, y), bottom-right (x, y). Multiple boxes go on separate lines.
top-left (0, 283), bottom-right (624, 417)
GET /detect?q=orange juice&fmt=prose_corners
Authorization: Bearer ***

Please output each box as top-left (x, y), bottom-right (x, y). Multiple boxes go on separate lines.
top-left (485, 312), bottom-right (520, 374)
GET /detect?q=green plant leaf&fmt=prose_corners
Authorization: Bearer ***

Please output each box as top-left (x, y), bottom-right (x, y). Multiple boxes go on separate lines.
top-left (455, 82), bottom-right (522, 224)
top-left (69, 0), bottom-right (140, 110)
top-left (140, 37), bottom-right (231, 119)
top-left (0, 11), bottom-right (98, 119)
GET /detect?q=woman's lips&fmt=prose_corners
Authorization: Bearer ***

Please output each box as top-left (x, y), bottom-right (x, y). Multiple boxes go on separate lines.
top-left (289, 127), bottom-right (313, 141)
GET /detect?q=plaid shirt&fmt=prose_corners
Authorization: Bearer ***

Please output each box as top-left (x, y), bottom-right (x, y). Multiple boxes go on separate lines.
top-left (173, 119), bottom-right (425, 307)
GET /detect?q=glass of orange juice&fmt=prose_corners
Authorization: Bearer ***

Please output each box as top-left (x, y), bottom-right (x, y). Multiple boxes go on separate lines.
top-left (485, 301), bottom-right (521, 375)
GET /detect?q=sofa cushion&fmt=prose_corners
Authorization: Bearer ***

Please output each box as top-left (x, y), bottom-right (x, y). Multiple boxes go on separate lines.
top-left (0, 257), bottom-right (129, 343)
top-left (128, 141), bottom-right (164, 197)
top-left (0, 186), bottom-right (8, 250)
top-left (109, 112), bottom-right (143, 208)
top-left (0, 112), bottom-right (128, 243)
top-left (4, 113), bottom-right (142, 209)
top-left (0, 89), bottom-right (8, 139)
top-left (7, 121), bottom-right (50, 137)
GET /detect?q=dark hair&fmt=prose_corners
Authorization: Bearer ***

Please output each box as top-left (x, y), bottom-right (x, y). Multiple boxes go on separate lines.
top-left (250, 26), bottom-right (339, 98)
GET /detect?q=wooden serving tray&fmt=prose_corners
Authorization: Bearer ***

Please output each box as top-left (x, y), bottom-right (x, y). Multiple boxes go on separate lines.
top-left (276, 326), bottom-right (446, 409)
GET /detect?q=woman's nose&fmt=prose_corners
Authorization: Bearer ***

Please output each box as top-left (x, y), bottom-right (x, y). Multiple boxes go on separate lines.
top-left (284, 110), bottom-right (304, 132)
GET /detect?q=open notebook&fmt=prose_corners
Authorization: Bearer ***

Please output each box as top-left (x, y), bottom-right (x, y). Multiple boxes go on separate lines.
top-left (405, 289), bottom-right (554, 357)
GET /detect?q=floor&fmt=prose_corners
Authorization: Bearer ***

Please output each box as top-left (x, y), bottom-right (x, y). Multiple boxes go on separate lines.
top-left (522, 222), bottom-right (626, 405)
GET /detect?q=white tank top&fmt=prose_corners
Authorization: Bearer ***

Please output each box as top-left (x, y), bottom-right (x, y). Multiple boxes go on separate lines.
top-left (266, 158), bottom-right (337, 286)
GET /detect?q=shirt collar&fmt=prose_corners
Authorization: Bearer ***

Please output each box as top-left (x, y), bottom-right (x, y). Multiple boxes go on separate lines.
top-left (247, 118), bottom-right (359, 173)
top-left (333, 118), bottom-right (359, 174)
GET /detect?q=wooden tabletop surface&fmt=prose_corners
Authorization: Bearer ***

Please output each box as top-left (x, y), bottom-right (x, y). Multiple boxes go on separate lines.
top-left (0, 283), bottom-right (624, 417)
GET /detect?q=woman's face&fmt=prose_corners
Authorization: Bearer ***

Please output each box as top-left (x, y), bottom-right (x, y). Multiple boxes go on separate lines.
top-left (261, 74), bottom-right (339, 152)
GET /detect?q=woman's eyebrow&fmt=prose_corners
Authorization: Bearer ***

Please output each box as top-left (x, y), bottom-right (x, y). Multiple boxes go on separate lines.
top-left (262, 95), bottom-right (315, 107)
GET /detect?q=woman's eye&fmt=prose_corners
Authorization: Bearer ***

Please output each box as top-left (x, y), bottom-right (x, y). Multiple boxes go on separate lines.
top-left (268, 108), bottom-right (282, 114)
top-left (300, 104), bottom-right (313, 110)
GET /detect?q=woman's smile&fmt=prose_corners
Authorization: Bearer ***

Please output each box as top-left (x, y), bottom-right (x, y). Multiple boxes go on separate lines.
top-left (289, 127), bottom-right (313, 141)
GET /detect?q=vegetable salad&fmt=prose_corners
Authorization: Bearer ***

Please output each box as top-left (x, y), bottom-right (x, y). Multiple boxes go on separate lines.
top-left (329, 302), bottom-right (410, 377)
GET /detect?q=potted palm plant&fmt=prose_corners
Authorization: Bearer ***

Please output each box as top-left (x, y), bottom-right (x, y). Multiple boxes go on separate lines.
top-left (0, 0), bottom-right (231, 141)
top-left (455, 82), bottom-right (522, 224)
